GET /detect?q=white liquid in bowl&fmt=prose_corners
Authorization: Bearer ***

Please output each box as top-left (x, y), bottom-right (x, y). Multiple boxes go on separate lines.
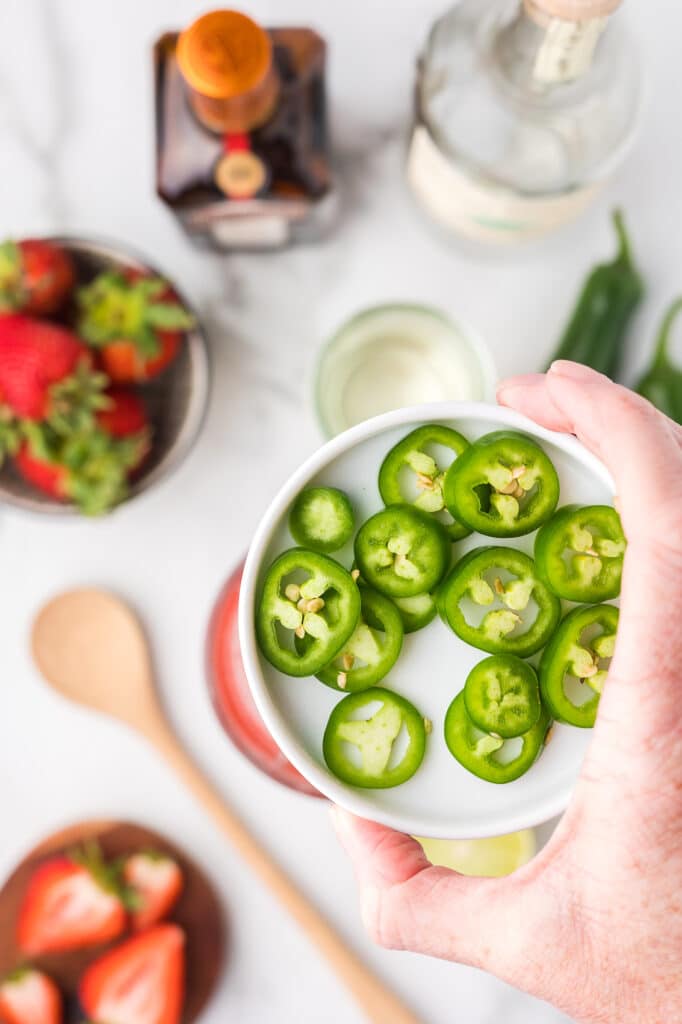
top-left (316, 305), bottom-right (497, 437)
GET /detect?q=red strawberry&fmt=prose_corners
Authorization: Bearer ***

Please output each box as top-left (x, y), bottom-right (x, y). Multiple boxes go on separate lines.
top-left (14, 445), bottom-right (67, 501)
top-left (79, 924), bottom-right (185, 1024)
top-left (0, 969), bottom-right (62, 1024)
top-left (0, 315), bottom-right (107, 429)
top-left (14, 388), bottom-right (150, 514)
top-left (17, 846), bottom-right (127, 956)
top-left (123, 852), bottom-right (183, 932)
top-left (0, 239), bottom-right (75, 316)
top-left (96, 387), bottom-right (149, 440)
top-left (76, 269), bottom-right (193, 382)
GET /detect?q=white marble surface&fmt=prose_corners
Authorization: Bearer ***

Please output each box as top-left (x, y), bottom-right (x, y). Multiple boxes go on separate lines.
top-left (0, 1), bottom-right (680, 1022)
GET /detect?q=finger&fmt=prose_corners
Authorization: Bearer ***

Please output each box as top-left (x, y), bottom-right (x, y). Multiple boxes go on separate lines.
top-left (501, 363), bottom-right (682, 542)
top-left (330, 808), bottom-right (531, 974)
top-left (497, 373), bottom-right (570, 433)
top-left (501, 365), bottom-right (682, 750)
top-left (544, 362), bottom-right (682, 531)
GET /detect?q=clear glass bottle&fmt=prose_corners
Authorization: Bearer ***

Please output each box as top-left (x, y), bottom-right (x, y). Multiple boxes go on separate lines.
top-left (407, 0), bottom-right (640, 245)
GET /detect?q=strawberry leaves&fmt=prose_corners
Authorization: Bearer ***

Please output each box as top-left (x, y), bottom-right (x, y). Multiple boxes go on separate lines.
top-left (77, 272), bottom-right (194, 358)
top-left (22, 414), bottom-right (149, 516)
top-left (0, 240), bottom-right (25, 312)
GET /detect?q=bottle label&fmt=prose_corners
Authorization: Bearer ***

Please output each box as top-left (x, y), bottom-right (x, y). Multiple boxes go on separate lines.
top-left (215, 151), bottom-right (268, 199)
top-left (406, 125), bottom-right (600, 244)
top-left (534, 16), bottom-right (607, 83)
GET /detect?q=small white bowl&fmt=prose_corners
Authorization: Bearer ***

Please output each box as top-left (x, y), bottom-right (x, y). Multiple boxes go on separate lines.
top-left (239, 402), bottom-right (615, 838)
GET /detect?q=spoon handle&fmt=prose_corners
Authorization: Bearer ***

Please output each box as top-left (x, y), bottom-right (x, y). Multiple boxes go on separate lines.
top-left (147, 718), bottom-right (422, 1024)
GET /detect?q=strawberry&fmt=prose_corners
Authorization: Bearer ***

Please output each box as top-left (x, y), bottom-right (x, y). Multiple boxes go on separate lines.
top-left (17, 845), bottom-right (128, 956)
top-left (0, 239), bottom-right (75, 316)
top-left (14, 388), bottom-right (150, 515)
top-left (123, 852), bottom-right (183, 932)
top-left (0, 969), bottom-right (62, 1024)
top-left (76, 269), bottom-right (193, 382)
top-left (0, 315), bottom-right (108, 448)
top-left (79, 924), bottom-right (185, 1024)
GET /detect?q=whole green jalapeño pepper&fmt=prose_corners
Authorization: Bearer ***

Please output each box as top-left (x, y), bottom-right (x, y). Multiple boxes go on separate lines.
top-left (438, 546), bottom-right (561, 657)
top-left (323, 687), bottom-right (427, 788)
top-left (378, 424), bottom-right (471, 540)
top-left (443, 431), bottom-right (560, 538)
top-left (535, 504), bottom-right (625, 602)
top-left (256, 548), bottom-right (361, 677)
top-left (354, 505), bottom-right (450, 599)
top-left (539, 604), bottom-right (619, 728)
top-left (444, 692), bottom-right (550, 784)
top-left (313, 586), bottom-right (404, 692)
top-left (464, 654), bottom-right (541, 738)
top-left (546, 209), bottom-right (644, 378)
top-left (635, 297), bottom-right (682, 425)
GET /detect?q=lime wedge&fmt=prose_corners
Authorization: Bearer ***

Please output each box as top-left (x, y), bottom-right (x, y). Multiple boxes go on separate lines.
top-left (416, 830), bottom-right (536, 877)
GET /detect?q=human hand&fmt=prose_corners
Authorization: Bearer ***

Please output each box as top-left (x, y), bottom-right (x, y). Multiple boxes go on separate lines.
top-left (331, 362), bottom-right (682, 1024)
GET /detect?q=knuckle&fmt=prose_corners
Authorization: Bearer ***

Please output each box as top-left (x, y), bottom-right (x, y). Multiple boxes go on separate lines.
top-left (360, 886), bottom-right (404, 950)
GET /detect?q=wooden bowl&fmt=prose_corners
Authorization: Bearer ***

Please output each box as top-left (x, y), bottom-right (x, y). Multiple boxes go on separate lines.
top-left (0, 819), bottom-right (226, 1022)
top-left (0, 236), bottom-right (210, 515)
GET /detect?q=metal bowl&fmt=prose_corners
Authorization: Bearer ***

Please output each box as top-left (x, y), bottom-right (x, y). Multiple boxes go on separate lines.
top-left (0, 236), bottom-right (210, 515)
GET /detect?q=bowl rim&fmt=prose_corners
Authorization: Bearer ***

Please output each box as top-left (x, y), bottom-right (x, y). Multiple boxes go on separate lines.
top-left (0, 234), bottom-right (210, 516)
top-left (238, 400), bottom-right (615, 838)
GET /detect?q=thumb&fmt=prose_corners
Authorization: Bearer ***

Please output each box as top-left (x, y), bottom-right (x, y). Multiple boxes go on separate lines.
top-left (330, 807), bottom-right (532, 973)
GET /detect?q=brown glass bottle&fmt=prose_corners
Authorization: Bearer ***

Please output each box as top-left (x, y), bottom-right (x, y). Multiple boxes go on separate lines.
top-left (154, 11), bottom-right (334, 250)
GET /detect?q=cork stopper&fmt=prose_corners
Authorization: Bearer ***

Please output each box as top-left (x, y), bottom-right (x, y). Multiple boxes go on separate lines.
top-left (177, 11), bottom-right (272, 99)
top-left (526, 0), bottom-right (622, 19)
top-left (177, 10), bottom-right (280, 133)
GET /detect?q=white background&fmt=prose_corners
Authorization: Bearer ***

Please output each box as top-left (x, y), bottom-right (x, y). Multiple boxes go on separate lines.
top-left (0, 1), bottom-right (680, 1022)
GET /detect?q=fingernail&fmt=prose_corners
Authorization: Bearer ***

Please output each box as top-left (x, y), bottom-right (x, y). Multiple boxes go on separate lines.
top-left (496, 381), bottom-right (522, 401)
top-left (549, 360), bottom-right (597, 380)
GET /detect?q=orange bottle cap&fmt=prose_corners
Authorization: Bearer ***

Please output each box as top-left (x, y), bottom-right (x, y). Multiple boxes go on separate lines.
top-left (177, 10), bottom-right (273, 100)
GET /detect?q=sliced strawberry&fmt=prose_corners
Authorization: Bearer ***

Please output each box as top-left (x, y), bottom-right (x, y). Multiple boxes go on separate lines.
top-left (0, 239), bottom-right (75, 316)
top-left (0, 968), bottom-right (62, 1024)
top-left (0, 315), bottom-right (107, 432)
top-left (77, 270), bottom-right (193, 382)
top-left (14, 389), bottom-right (150, 514)
top-left (79, 924), bottom-right (185, 1024)
top-left (16, 846), bottom-right (127, 956)
top-left (123, 852), bottom-right (183, 932)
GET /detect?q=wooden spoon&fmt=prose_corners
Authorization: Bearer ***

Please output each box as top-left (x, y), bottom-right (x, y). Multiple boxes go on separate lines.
top-left (31, 589), bottom-right (421, 1024)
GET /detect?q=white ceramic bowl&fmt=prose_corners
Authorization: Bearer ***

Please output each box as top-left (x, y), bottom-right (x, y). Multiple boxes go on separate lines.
top-left (239, 402), bottom-right (616, 838)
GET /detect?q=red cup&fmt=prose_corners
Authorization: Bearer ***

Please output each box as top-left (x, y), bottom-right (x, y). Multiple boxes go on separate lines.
top-left (206, 561), bottom-right (321, 797)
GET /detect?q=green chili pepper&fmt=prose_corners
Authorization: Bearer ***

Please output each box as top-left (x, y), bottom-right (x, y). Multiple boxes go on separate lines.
top-left (289, 486), bottom-right (355, 554)
top-left (255, 548), bottom-right (361, 677)
top-left (635, 298), bottom-right (682, 424)
top-left (546, 210), bottom-right (644, 378)
top-left (437, 546), bottom-right (561, 658)
top-left (539, 604), bottom-right (619, 728)
top-left (354, 505), bottom-right (451, 599)
top-left (463, 654), bottom-right (542, 738)
top-left (310, 585), bottom-right (404, 692)
top-left (535, 504), bottom-right (625, 603)
top-left (444, 691), bottom-right (550, 784)
top-left (443, 430), bottom-right (560, 538)
top-left (378, 424), bottom-right (472, 540)
top-left (323, 687), bottom-right (427, 788)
